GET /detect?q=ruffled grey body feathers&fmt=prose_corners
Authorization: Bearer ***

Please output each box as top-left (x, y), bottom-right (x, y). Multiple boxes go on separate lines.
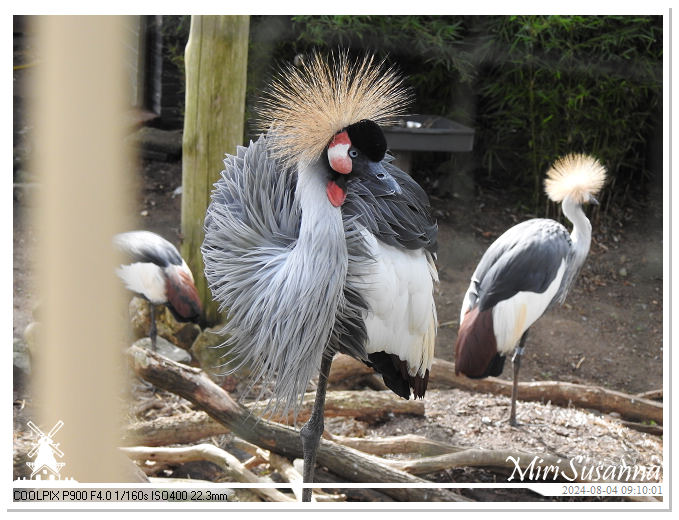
top-left (203, 136), bottom-right (371, 416)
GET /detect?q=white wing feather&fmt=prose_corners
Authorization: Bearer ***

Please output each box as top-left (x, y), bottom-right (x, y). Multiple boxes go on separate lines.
top-left (360, 230), bottom-right (438, 378)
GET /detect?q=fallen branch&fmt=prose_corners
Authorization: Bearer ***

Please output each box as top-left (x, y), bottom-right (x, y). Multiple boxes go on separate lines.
top-left (428, 358), bottom-right (662, 424)
top-left (306, 491), bottom-right (347, 502)
top-left (126, 346), bottom-right (470, 502)
top-left (636, 388), bottom-right (662, 401)
top-left (235, 443), bottom-right (338, 502)
top-left (329, 356), bottom-right (662, 424)
top-left (383, 447), bottom-right (660, 485)
top-left (121, 444), bottom-right (295, 502)
top-left (250, 389), bottom-right (424, 424)
top-left (298, 462), bottom-right (397, 502)
top-left (383, 448), bottom-right (570, 479)
top-left (123, 411), bottom-right (227, 447)
top-left (263, 450), bottom-right (304, 501)
top-left (229, 437), bottom-right (263, 458)
top-left (243, 453), bottom-right (268, 470)
top-left (326, 432), bottom-right (463, 457)
top-left (327, 354), bottom-right (387, 391)
top-left (123, 389), bottom-right (424, 447)
top-left (264, 449), bottom-right (345, 502)
top-left (619, 420), bottom-right (663, 436)
top-left (327, 353), bottom-right (376, 385)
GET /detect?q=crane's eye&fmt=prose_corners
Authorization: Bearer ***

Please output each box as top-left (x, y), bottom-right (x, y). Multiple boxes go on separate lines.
top-left (348, 149), bottom-right (359, 158)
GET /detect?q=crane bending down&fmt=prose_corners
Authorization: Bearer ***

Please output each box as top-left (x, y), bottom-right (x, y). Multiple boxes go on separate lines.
top-left (114, 230), bottom-right (203, 349)
top-left (454, 154), bottom-right (606, 426)
top-left (202, 53), bottom-right (438, 501)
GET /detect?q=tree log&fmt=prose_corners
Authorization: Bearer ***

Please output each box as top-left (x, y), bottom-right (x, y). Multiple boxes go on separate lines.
top-left (250, 389), bottom-right (423, 424)
top-left (382, 448), bottom-right (659, 484)
top-left (636, 388), bottom-right (662, 401)
top-left (297, 463), bottom-right (397, 502)
top-left (328, 353), bottom-right (385, 390)
top-left (383, 448), bottom-right (570, 479)
top-left (619, 420), bottom-right (663, 436)
top-left (267, 452), bottom-right (304, 501)
top-left (257, 448), bottom-right (345, 502)
top-left (332, 356), bottom-right (663, 424)
top-left (229, 437), bottom-right (263, 458)
top-left (326, 432), bottom-right (463, 457)
top-left (123, 388), bottom-right (424, 447)
top-left (123, 411), bottom-right (226, 447)
top-left (126, 346), bottom-right (470, 502)
top-left (434, 357), bottom-right (662, 424)
top-left (121, 444), bottom-right (295, 502)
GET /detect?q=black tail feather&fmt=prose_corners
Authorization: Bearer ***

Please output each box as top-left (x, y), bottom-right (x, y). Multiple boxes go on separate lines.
top-left (366, 351), bottom-right (429, 400)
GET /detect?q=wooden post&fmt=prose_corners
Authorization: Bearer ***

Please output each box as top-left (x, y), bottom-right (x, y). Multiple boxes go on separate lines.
top-left (181, 15), bottom-right (249, 325)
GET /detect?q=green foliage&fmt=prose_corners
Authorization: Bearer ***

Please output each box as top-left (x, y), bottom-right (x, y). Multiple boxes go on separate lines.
top-left (473, 15), bottom-right (662, 206)
top-left (157, 16), bottom-right (191, 122)
top-left (244, 16), bottom-right (297, 137)
top-left (160, 15), bottom-right (191, 73)
top-left (290, 15), bottom-right (475, 117)
top-left (162, 15), bottom-right (662, 208)
top-left (285, 15), bottom-right (663, 207)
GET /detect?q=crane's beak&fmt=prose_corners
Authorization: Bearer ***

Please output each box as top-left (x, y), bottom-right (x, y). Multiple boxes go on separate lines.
top-left (588, 194), bottom-right (600, 206)
top-left (364, 161), bottom-right (401, 195)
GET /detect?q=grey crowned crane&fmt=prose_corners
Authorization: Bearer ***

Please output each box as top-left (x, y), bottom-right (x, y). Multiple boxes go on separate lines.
top-left (201, 53), bottom-right (438, 501)
top-left (114, 230), bottom-right (203, 349)
top-left (454, 154), bottom-right (606, 426)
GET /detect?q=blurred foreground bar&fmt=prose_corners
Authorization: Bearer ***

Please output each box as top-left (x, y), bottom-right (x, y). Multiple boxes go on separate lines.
top-left (30, 16), bottom-right (133, 482)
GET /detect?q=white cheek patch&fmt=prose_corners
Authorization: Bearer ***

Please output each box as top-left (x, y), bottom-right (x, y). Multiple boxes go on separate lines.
top-left (328, 142), bottom-right (352, 174)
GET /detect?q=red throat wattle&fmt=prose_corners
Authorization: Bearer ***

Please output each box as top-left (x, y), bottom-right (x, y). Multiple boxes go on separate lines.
top-left (326, 181), bottom-right (346, 207)
top-left (326, 130), bottom-right (352, 206)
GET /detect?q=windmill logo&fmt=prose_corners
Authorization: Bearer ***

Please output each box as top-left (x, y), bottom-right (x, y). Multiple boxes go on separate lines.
top-left (25, 420), bottom-right (67, 480)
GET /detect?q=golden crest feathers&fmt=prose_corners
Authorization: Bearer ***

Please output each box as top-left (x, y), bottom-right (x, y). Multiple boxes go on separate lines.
top-left (544, 153), bottom-right (607, 204)
top-left (257, 51), bottom-right (411, 170)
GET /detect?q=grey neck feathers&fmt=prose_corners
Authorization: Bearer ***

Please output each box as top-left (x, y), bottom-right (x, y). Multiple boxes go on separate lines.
top-left (268, 162), bottom-right (347, 409)
top-left (296, 164), bottom-right (346, 253)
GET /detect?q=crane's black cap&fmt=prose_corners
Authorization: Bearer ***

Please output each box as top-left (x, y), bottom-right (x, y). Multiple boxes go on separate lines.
top-left (346, 119), bottom-right (387, 162)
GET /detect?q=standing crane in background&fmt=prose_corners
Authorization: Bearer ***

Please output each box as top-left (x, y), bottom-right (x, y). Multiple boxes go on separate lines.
top-left (201, 52), bottom-right (438, 501)
top-left (114, 230), bottom-right (203, 349)
top-left (454, 154), bottom-right (606, 426)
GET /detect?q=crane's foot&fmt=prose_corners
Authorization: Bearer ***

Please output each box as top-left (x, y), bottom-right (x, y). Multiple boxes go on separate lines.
top-left (505, 399), bottom-right (522, 427)
top-left (149, 304), bottom-right (158, 351)
top-left (299, 353), bottom-right (333, 502)
top-left (300, 415), bottom-right (323, 502)
top-left (508, 339), bottom-right (526, 428)
top-left (507, 414), bottom-right (522, 428)
top-left (133, 376), bottom-right (156, 392)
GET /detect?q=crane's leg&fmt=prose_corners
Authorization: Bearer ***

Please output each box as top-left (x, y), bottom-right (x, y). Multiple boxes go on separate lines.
top-left (509, 330), bottom-right (529, 427)
top-left (300, 353), bottom-right (333, 502)
top-left (149, 303), bottom-right (157, 350)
